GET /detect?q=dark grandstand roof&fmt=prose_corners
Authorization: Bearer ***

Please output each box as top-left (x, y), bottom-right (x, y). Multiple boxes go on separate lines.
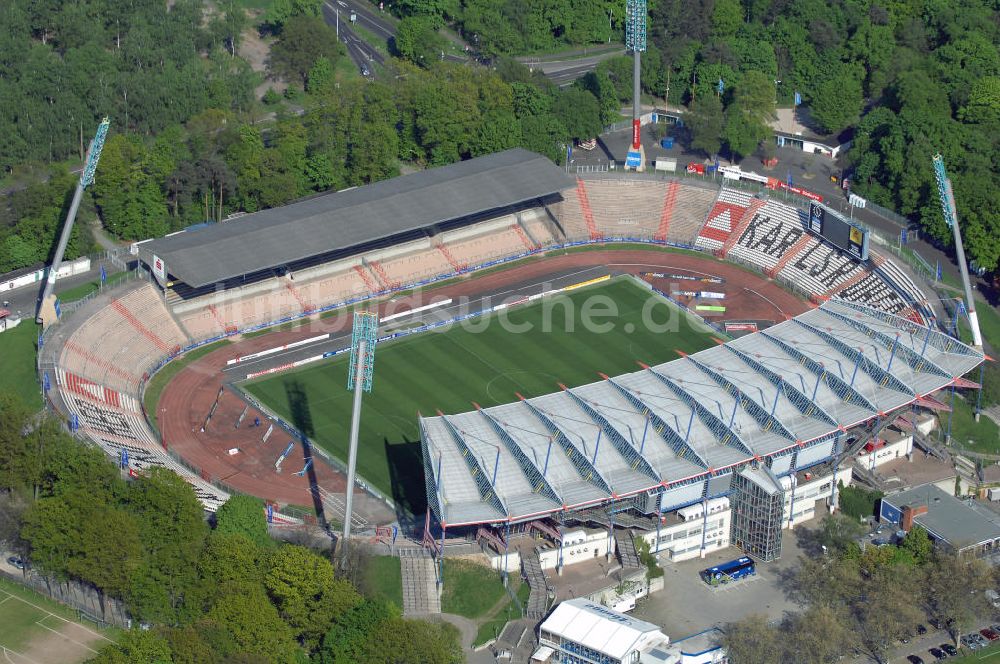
top-left (140, 149), bottom-right (573, 288)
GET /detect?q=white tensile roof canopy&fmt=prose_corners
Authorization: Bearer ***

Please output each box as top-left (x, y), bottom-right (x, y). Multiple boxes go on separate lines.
top-left (421, 299), bottom-right (984, 527)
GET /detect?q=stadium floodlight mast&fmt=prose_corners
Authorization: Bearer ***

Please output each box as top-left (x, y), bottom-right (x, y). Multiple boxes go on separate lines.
top-left (625, 0), bottom-right (647, 172)
top-left (342, 311), bottom-right (378, 549)
top-left (37, 117), bottom-right (111, 326)
top-left (932, 154), bottom-right (982, 349)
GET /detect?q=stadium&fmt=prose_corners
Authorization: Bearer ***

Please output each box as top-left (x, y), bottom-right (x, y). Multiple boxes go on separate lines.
top-left (37, 147), bottom-right (984, 571)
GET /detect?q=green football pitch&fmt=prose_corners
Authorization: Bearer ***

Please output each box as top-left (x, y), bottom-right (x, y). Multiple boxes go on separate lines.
top-left (243, 277), bottom-right (718, 513)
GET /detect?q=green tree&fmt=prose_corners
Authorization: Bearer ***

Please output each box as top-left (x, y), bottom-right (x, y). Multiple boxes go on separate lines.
top-left (686, 90), bottom-right (724, 157)
top-left (306, 57), bottom-right (335, 94)
top-left (127, 469), bottom-right (209, 624)
top-left (208, 585), bottom-right (300, 663)
top-left (215, 495), bottom-right (271, 549)
top-left (91, 134), bottom-right (169, 240)
top-left (809, 66), bottom-right (864, 134)
top-left (923, 552), bottom-right (993, 643)
top-left (70, 508), bottom-right (143, 615)
top-left (318, 599), bottom-right (398, 664)
top-left (710, 0), bottom-right (742, 38)
top-left (265, 545), bottom-right (362, 648)
top-left (89, 629), bottom-right (173, 664)
top-left (551, 88), bottom-right (602, 142)
top-left (394, 16), bottom-right (447, 67)
top-left (900, 526), bottom-right (933, 565)
top-left (267, 0), bottom-right (322, 30)
top-left (269, 16), bottom-right (342, 86)
top-left (723, 614), bottom-right (784, 664)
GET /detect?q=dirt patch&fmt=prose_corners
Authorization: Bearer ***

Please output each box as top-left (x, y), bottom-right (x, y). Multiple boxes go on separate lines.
top-left (7, 620), bottom-right (104, 664)
top-left (239, 27), bottom-right (286, 98)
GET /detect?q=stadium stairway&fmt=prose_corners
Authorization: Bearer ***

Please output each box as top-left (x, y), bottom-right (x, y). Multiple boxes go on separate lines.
top-left (614, 530), bottom-right (642, 570)
top-left (521, 549), bottom-right (550, 619)
top-left (766, 233), bottom-right (813, 278)
top-left (653, 181), bottom-right (680, 242)
top-left (400, 548), bottom-right (440, 615)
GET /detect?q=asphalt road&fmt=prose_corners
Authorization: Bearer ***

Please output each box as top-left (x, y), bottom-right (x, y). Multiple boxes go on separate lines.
top-left (520, 48), bottom-right (627, 87)
top-left (322, 1), bottom-right (384, 77)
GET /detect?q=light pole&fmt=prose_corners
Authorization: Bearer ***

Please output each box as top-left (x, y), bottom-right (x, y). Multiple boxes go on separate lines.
top-left (342, 311), bottom-right (379, 553)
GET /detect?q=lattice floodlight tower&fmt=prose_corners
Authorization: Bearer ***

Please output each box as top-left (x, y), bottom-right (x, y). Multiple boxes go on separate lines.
top-left (343, 311), bottom-right (379, 546)
top-left (932, 154), bottom-right (982, 349)
top-left (37, 117), bottom-right (111, 327)
top-left (625, 0), bottom-right (647, 171)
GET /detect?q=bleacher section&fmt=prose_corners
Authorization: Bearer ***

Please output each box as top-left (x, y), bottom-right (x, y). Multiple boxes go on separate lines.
top-left (58, 389), bottom-right (226, 509)
top-left (60, 284), bottom-right (188, 393)
top-left (727, 201), bottom-right (808, 273)
top-left (546, 178), bottom-right (717, 245)
top-left (714, 197), bottom-right (921, 318)
top-left (695, 188), bottom-right (754, 251)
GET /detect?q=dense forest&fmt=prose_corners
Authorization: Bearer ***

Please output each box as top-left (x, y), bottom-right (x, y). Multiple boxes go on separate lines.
top-left (396, 0), bottom-right (1000, 273)
top-left (0, 394), bottom-right (462, 663)
top-left (1, 0), bottom-right (998, 275)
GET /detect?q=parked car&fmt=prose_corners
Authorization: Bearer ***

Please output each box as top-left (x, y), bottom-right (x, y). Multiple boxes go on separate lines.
top-left (928, 647), bottom-right (946, 661)
top-left (907, 656), bottom-right (924, 664)
top-left (940, 643), bottom-right (958, 657)
top-left (980, 628), bottom-right (999, 641)
top-left (6, 555), bottom-right (25, 570)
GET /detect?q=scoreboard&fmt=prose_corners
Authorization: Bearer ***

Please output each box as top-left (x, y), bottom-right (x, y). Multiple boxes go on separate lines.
top-left (808, 202), bottom-right (870, 261)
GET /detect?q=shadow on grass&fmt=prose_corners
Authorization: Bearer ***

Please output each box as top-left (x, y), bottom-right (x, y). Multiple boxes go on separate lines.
top-left (385, 437), bottom-right (427, 530)
top-left (285, 380), bottom-right (329, 532)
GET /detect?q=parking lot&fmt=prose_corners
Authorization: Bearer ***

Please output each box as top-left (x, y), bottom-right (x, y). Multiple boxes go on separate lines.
top-left (631, 520), bottom-right (810, 636)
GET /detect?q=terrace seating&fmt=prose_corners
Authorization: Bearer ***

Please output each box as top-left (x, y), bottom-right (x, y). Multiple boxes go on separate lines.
top-left (522, 216), bottom-right (560, 247)
top-left (694, 188), bottom-right (753, 251)
top-left (871, 251), bottom-right (931, 317)
top-left (727, 202), bottom-right (808, 273)
top-left (665, 184), bottom-right (719, 246)
top-left (59, 284), bottom-right (187, 394)
top-left (58, 388), bottom-right (227, 510)
top-left (833, 271), bottom-right (909, 315)
top-left (584, 179), bottom-right (668, 239)
top-left (442, 228), bottom-right (526, 268)
top-left (776, 239), bottom-right (865, 298)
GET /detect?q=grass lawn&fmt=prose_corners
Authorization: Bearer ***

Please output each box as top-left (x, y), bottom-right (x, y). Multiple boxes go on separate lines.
top-left (360, 555), bottom-right (403, 609)
top-left (0, 577), bottom-right (118, 661)
top-left (440, 560), bottom-right (507, 620)
top-left (473, 579), bottom-right (531, 647)
top-left (948, 394), bottom-right (1000, 454)
top-left (243, 278), bottom-right (716, 511)
top-left (56, 270), bottom-right (130, 304)
top-left (951, 641), bottom-right (1000, 662)
top-left (143, 339), bottom-right (231, 433)
top-left (0, 319), bottom-right (42, 409)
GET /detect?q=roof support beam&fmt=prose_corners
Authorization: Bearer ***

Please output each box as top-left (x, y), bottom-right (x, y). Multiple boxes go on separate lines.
top-left (758, 330), bottom-right (879, 414)
top-left (685, 355), bottom-right (797, 443)
top-left (563, 390), bottom-right (661, 484)
top-left (437, 416), bottom-right (509, 517)
top-left (517, 401), bottom-right (613, 495)
top-left (818, 307), bottom-right (950, 378)
top-left (791, 319), bottom-right (915, 397)
top-left (604, 378), bottom-right (709, 469)
top-left (645, 368), bottom-right (756, 459)
top-left (477, 410), bottom-right (564, 505)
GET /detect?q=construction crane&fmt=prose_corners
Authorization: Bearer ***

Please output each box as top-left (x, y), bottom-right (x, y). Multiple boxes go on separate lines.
top-left (37, 117), bottom-right (110, 327)
top-left (931, 153), bottom-right (982, 349)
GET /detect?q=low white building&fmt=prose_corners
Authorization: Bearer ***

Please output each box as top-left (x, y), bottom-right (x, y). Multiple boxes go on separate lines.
top-left (538, 528), bottom-right (613, 571)
top-left (782, 466), bottom-right (853, 529)
top-left (856, 429), bottom-right (913, 470)
top-left (534, 598), bottom-right (670, 664)
top-left (637, 497), bottom-right (731, 562)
